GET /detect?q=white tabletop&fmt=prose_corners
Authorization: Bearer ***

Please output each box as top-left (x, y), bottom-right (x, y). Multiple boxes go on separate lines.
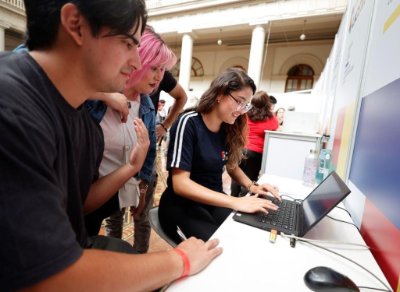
top-left (168, 175), bottom-right (390, 292)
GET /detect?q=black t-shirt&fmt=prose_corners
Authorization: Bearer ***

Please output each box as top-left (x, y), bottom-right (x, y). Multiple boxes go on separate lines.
top-left (0, 52), bottom-right (104, 291)
top-left (150, 70), bottom-right (177, 114)
top-left (163, 111), bottom-right (227, 205)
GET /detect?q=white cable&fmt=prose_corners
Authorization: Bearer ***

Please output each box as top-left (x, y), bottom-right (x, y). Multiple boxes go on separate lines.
top-left (280, 233), bottom-right (370, 249)
top-left (301, 241), bottom-right (393, 292)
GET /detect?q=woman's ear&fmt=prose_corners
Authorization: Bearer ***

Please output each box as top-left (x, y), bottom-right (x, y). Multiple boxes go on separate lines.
top-left (216, 93), bottom-right (224, 103)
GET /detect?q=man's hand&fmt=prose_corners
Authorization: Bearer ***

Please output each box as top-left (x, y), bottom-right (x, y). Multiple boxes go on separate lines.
top-left (102, 92), bottom-right (130, 123)
top-left (176, 237), bottom-right (223, 276)
top-left (128, 118), bottom-right (150, 170)
top-left (156, 124), bottom-right (167, 142)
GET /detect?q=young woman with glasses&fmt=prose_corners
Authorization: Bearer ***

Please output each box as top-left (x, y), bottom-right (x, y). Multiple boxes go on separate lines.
top-left (158, 68), bottom-right (281, 242)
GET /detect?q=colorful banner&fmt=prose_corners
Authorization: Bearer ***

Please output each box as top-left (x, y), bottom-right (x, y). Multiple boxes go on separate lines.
top-left (349, 0), bottom-right (400, 290)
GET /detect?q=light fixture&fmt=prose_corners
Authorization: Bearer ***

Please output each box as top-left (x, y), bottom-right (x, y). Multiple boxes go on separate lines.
top-left (300, 20), bottom-right (306, 41)
top-left (217, 29), bottom-right (222, 45)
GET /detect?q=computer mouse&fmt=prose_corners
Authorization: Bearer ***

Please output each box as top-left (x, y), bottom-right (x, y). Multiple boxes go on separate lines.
top-left (304, 266), bottom-right (360, 292)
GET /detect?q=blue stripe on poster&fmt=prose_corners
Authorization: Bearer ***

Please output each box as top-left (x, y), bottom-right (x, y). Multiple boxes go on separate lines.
top-left (349, 78), bottom-right (400, 230)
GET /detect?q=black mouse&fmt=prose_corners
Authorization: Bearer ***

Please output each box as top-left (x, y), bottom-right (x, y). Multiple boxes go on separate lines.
top-left (304, 266), bottom-right (360, 292)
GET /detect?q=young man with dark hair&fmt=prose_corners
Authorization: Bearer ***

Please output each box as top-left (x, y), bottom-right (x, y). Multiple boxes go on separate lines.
top-left (0, 1), bottom-right (221, 291)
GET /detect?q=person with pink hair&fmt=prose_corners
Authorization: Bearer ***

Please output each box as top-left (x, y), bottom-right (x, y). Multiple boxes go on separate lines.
top-left (84, 25), bottom-right (176, 253)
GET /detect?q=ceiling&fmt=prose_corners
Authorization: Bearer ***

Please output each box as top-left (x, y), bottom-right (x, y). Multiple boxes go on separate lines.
top-left (159, 13), bottom-right (342, 50)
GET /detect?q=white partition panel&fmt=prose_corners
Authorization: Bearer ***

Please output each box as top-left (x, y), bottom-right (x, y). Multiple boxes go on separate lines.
top-left (261, 131), bottom-right (321, 181)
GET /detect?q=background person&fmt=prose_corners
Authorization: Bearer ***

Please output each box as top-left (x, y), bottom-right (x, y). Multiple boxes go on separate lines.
top-left (151, 70), bottom-right (187, 143)
top-left (157, 99), bottom-right (167, 149)
top-left (158, 69), bottom-right (281, 243)
top-left (157, 99), bottom-right (167, 124)
top-left (269, 95), bottom-right (277, 111)
top-left (230, 91), bottom-right (280, 197)
top-left (275, 107), bottom-right (285, 131)
top-left (275, 107), bottom-right (285, 125)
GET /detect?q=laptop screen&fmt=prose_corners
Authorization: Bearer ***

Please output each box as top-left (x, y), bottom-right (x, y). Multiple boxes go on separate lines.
top-left (301, 172), bottom-right (351, 235)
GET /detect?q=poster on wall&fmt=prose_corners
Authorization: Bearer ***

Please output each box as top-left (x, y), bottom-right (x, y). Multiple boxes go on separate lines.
top-left (321, 37), bottom-right (338, 135)
top-left (314, 72), bottom-right (323, 133)
top-left (361, 0), bottom-right (400, 96)
top-left (317, 59), bottom-right (330, 131)
top-left (326, 1), bottom-right (351, 149)
top-left (328, 0), bottom-right (375, 179)
top-left (348, 0), bottom-right (400, 290)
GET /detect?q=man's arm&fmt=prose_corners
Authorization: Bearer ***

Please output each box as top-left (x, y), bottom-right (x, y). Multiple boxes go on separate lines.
top-left (157, 83), bottom-right (187, 140)
top-left (23, 237), bottom-right (222, 292)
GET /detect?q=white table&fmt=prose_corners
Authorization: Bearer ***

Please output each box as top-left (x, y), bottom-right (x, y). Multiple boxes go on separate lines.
top-left (168, 175), bottom-right (390, 291)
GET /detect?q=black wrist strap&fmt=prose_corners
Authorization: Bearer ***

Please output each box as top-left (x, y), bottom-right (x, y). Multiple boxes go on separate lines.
top-left (160, 122), bottom-right (168, 132)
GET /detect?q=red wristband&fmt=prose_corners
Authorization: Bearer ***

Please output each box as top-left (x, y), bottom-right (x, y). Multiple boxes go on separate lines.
top-left (173, 248), bottom-right (190, 278)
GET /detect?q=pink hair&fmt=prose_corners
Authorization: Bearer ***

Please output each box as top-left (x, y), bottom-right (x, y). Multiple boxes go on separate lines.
top-left (124, 25), bottom-right (176, 98)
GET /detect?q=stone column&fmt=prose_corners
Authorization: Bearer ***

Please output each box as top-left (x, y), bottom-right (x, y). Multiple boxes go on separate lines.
top-left (178, 33), bottom-right (194, 92)
top-left (248, 25), bottom-right (267, 89)
top-left (0, 26), bottom-right (6, 52)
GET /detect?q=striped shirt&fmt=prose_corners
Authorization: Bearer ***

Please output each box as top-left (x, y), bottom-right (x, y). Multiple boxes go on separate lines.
top-left (165, 111), bottom-right (228, 197)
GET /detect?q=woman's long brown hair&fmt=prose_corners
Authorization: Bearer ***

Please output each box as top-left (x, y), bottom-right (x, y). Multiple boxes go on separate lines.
top-left (181, 68), bottom-right (256, 171)
top-left (248, 91), bottom-right (273, 121)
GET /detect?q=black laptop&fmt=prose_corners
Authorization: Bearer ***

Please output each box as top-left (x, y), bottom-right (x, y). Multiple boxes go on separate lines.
top-left (233, 171), bottom-right (351, 237)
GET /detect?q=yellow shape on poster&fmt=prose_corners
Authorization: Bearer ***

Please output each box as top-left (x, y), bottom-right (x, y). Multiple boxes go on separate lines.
top-left (336, 102), bottom-right (355, 179)
top-left (397, 274), bottom-right (400, 292)
top-left (384, 2), bottom-right (400, 34)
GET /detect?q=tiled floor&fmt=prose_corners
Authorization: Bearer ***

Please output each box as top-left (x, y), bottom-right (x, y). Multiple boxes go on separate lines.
top-left (99, 147), bottom-right (232, 253)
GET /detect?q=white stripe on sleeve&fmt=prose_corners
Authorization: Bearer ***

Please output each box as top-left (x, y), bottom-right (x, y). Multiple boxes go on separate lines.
top-left (171, 111), bottom-right (198, 168)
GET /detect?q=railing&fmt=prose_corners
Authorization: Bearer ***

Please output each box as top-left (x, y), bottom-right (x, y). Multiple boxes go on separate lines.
top-left (146, 0), bottom-right (201, 9)
top-left (1, 0), bottom-right (25, 10)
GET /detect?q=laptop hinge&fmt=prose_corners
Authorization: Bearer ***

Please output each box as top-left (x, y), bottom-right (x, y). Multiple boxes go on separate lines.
top-left (295, 202), bottom-right (302, 235)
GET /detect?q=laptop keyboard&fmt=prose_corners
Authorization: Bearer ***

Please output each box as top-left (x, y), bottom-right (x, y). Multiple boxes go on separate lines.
top-left (258, 199), bottom-right (296, 231)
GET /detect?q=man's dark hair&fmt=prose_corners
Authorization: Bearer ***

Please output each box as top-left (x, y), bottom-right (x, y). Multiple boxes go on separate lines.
top-left (269, 95), bottom-right (277, 104)
top-left (159, 99), bottom-right (166, 104)
top-left (24, 0), bottom-right (147, 50)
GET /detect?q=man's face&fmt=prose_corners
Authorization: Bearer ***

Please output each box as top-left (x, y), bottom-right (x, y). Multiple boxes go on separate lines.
top-left (82, 21), bottom-right (142, 93)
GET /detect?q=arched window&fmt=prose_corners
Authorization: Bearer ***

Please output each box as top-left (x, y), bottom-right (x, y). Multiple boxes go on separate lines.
top-left (285, 64), bottom-right (314, 92)
top-left (171, 57), bottom-right (204, 77)
top-left (231, 65), bottom-right (247, 73)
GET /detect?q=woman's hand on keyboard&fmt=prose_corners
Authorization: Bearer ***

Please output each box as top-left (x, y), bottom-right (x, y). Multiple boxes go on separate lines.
top-left (253, 183), bottom-right (281, 201)
top-left (233, 194), bottom-right (279, 214)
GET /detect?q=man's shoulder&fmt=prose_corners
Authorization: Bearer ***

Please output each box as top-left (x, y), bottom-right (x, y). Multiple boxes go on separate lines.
top-left (0, 52), bottom-right (39, 92)
top-left (0, 52), bottom-right (59, 132)
top-left (0, 52), bottom-right (24, 84)
top-left (0, 50), bottom-right (19, 62)
top-left (0, 51), bottom-right (31, 75)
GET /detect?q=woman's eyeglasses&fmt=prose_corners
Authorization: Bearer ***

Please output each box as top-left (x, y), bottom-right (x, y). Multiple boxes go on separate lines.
top-left (228, 92), bottom-right (252, 113)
